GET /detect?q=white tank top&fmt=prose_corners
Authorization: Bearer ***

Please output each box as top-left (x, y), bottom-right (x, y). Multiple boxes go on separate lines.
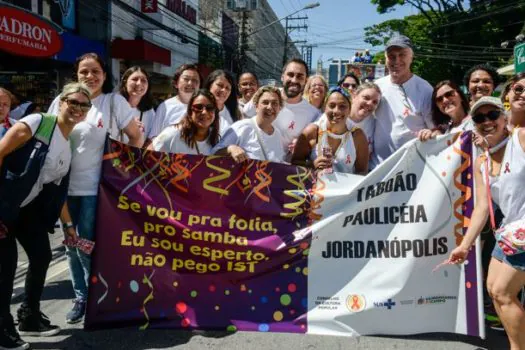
top-left (497, 129), bottom-right (525, 225)
top-left (311, 119), bottom-right (357, 173)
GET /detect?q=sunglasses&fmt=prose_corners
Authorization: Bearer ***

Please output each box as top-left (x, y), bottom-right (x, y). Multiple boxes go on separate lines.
top-left (472, 110), bottom-right (501, 124)
top-left (435, 90), bottom-right (456, 104)
top-left (341, 83), bottom-right (357, 89)
top-left (512, 84), bottom-right (525, 95)
top-left (191, 104), bottom-right (215, 113)
top-left (65, 98), bottom-right (91, 112)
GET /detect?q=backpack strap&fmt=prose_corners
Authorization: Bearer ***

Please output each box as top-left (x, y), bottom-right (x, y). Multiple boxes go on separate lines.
top-left (34, 113), bottom-right (58, 146)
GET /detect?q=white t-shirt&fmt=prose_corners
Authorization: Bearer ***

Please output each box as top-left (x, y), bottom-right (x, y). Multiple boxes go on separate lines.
top-left (219, 107), bottom-right (233, 136)
top-left (211, 119), bottom-right (286, 163)
top-left (151, 96), bottom-right (187, 138)
top-left (48, 93), bottom-right (135, 195)
top-left (372, 74), bottom-right (433, 168)
top-left (152, 125), bottom-right (213, 156)
top-left (134, 107), bottom-right (155, 140)
top-left (19, 114), bottom-right (71, 207)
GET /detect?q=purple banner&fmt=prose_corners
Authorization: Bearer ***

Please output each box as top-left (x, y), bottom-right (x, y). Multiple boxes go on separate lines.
top-left (85, 139), bottom-right (314, 332)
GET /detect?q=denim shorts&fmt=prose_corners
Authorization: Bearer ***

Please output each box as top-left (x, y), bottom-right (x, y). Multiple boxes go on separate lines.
top-left (492, 243), bottom-right (525, 271)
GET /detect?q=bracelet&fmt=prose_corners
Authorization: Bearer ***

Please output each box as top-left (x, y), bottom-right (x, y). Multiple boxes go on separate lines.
top-left (62, 222), bottom-right (74, 230)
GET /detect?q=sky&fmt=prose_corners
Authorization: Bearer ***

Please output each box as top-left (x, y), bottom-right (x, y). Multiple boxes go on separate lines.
top-left (267, 0), bottom-right (416, 69)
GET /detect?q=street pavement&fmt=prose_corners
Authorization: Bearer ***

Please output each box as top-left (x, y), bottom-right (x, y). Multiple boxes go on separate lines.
top-left (12, 233), bottom-right (508, 350)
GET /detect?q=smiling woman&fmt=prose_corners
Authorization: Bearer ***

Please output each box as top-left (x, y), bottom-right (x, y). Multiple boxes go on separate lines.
top-left (292, 87), bottom-right (369, 174)
top-left (151, 89), bottom-right (220, 156)
top-left (0, 82), bottom-right (91, 348)
top-left (212, 86), bottom-right (286, 163)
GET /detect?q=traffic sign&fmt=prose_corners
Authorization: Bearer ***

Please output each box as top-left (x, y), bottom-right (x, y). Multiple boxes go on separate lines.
top-left (515, 42), bottom-right (525, 74)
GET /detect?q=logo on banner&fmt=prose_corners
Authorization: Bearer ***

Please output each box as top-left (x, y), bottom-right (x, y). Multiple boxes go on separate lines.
top-left (417, 296), bottom-right (457, 305)
top-left (373, 298), bottom-right (396, 310)
top-left (0, 5), bottom-right (63, 57)
top-left (141, 0), bottom-right (158, 13)
top-left (346, 294), bottom-right (366, 312)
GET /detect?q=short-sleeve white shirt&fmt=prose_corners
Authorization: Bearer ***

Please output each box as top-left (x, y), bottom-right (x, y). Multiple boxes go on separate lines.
top-left (47, 93), bottom-right (135, 195)
top-left (372, 74), bottom-right (433, 167)
top-left (19, 114), bottom-right (71, 207)
top-left (212, 119), bottom-right (286, 163)
top-left (152, 125), bottom-right (213, 156)
top-left (151, 96), bottom-right (187, 138)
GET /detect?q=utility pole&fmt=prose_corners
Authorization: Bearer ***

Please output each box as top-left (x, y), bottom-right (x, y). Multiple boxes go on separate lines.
top-left (282, 16), bottom-right (308, 66)
top-left (238, 10), bottom-right (248, 74)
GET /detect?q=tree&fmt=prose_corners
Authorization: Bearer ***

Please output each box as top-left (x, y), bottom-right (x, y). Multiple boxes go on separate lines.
top-left (365, 0), bottom-right (525, 84)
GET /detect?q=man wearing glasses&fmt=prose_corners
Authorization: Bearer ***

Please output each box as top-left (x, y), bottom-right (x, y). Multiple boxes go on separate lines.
top-left (371, 34), bottom-right (434, 169)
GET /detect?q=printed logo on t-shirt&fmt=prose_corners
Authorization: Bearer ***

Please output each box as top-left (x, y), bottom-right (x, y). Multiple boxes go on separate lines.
top-left (97, 118), bottom-right (103, 128)
top-left (288, 121), bottom-right (295, 130)
top-left (504, 162), bottom-right (511, 174)
top-left (345, 155), bottom-right (352, 164)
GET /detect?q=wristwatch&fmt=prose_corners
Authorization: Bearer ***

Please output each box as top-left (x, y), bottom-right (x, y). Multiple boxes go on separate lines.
top-left (62, 222), bottom-right (74, 231)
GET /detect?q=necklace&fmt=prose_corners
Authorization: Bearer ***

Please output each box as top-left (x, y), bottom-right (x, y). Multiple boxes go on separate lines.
top-left (488, 136), bottom-right (509, 154)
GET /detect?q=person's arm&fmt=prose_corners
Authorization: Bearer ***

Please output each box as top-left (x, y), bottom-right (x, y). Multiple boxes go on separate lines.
top-left (122, 118), bottom-right (144, 148)
top-left (60, 202), bottom-right (78, 240)
top-left (0, 122), bottom-right (33, 168)
top-left (352, 128), bottom-right (369, 175)
top-left (517, 127), bottom-right (525, 152)
top-left (447, 157), bottom-right (489, 263)
top-left (291, 124), bottom-right (318, 168)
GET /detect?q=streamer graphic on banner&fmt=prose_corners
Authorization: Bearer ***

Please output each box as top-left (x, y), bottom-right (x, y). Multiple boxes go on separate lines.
top-left (452, 138), bottom-right (472, 246)
top-left (249, 161), bottom-right (272, 202)
top-left (281, 167), bottom-right (310, 219)
top-left (139, 271), bottom-right (155, 331)
top-left (203, 156), bottom-right (231, 196)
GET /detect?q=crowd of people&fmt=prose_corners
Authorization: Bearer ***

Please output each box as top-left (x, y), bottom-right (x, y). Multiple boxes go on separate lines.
top-left (0, 33), bottom-right (524, 350)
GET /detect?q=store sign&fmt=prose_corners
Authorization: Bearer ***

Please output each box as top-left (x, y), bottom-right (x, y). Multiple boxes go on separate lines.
top-left (515, 42), bottom-right (525, 74)
top-left (166, 0), bottom-right (197, 25)
top-left (141, 0), bottom-right (158, 13)
top-left (0, 5), bottom-right (63, 58)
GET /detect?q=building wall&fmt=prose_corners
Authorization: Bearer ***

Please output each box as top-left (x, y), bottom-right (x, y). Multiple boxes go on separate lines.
top-left (110, 0), bottom-right (199, 86)
top-left (199, 0), bottom-right (301, 80)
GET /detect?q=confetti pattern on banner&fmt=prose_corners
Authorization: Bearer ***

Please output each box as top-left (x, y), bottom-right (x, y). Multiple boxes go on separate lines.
top-left (85, 138), bottom-right (313, 333)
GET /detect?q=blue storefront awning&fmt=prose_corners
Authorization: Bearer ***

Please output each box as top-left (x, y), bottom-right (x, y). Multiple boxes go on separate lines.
top-left (55, 31), bottom-right (106, 64)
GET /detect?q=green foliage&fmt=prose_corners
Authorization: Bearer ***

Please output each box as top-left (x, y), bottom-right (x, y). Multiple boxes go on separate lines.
top-left (365, 0), bottom-right (525, 85)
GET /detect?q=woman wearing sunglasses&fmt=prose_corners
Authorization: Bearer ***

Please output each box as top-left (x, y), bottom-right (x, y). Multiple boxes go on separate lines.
top-left (447, 89), bottom-right (525, 349)
top-left (419, 80), bottom-right (471, 141)
top-left (151, 90), bottom-right (220, 156)
top-left (0, 82), bottom-right (91, 349)
top-left (337, 72), bottom-right (361, 95)
top-left (292, 87), bottom-right (369, 174)
top-left (212, 86), bottom-right (286, 163)
top-left (304, 75), bottom-right (328, 111)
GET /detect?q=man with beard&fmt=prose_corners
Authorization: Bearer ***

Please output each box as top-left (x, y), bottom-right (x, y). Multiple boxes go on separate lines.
top-left (150, 63), bottom-right (202, 139)
top-left (371, 34), bottom-right (433, 168)
top-left (242, 58), bottom-right (320, 156)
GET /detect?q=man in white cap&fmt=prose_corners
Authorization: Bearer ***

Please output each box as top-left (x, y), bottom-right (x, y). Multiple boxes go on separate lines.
top-left (371, 34), bottom-right (433, 168)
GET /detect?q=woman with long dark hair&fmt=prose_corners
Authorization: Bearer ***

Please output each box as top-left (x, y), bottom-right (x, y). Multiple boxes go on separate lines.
top-left (203, 70), bottom-right (240, 134)
top-left (151, 89), bottom-right (220, 155)
top-left (118, 66), bottom-right (155, 141)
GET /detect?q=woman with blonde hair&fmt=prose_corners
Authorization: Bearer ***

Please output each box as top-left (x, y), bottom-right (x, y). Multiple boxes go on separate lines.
top-left (304, 74), bottom-right (328, 111)
top-left (0, 82), bottom-right (91, 349)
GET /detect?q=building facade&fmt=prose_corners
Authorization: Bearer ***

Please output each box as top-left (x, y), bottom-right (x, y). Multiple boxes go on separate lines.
top-left (199, 0), bottom-right (301, 81)
top-left (0, 0), bottom-right (108, 110)
top-left (110, 0), bottom-right (200, 101)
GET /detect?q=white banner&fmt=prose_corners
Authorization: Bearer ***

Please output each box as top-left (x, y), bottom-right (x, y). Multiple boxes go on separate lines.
top-left (305, 132), bottom-right (484, 338)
